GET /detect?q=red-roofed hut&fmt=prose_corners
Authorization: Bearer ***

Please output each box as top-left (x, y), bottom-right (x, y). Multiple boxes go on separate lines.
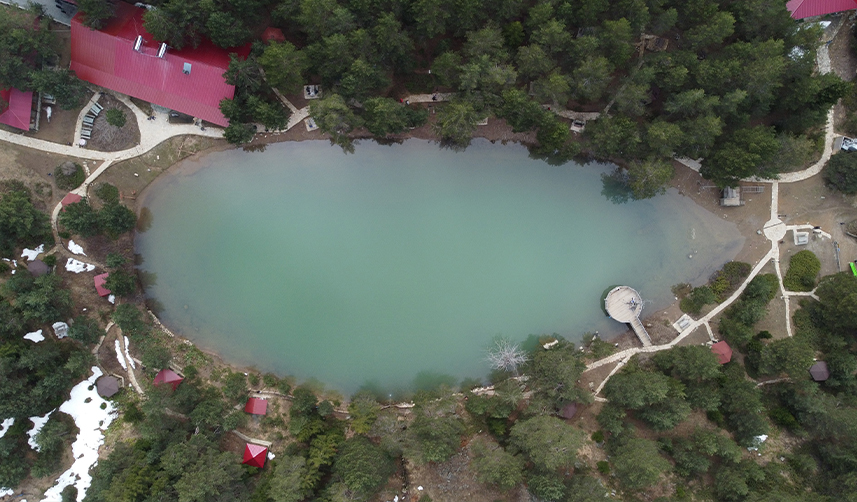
top-left (94, 273), bottom-right (111, 297)
top-left (787, 0), bottom-right (857, 19)
top-left (262, 27), bottom-right (286, 44)
top-left (70, 2), bottom-right (250, 126)
top-left (711, 341), bottom-right (733, 365)
top-left (242, 443), bottom-right (268, 468)
top-left (245, 397), bottom-right (268, 415)
top-left (153, 369), bottom-right (183, 390)
top-left (810, 361), bottom-right (830, 381)
top-left (0, 88), bottom-right (33, 131)
top-left (60, 193), bottom-right (82, 209)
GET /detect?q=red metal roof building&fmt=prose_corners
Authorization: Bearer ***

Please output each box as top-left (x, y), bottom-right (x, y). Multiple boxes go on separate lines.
top-left (786, 0), bottom-right (857, 19)
top-left (711, 341), bottom-right (733, 365)
top-left (0, 88), bottom-right (34, 131)
top-left (94, 273), bottom-right (111, 297)
top-left (242, 443), bottom-right (268, 468)
top-left (153, 369), bottom-right (183, 390)
top-left (60, 193), bottom-right (83, 208)
top-left (70, 2), bottom-right (248, 126)
top-left (245, 397), bottom-right (268, 415)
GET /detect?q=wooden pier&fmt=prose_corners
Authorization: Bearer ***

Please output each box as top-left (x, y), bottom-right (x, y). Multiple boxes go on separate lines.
top-left (604, 286), bottom-right (652, 346)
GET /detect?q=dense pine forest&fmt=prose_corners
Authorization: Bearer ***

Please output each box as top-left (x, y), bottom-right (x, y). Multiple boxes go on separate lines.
top-left (74, 0), bottom-right (849, 193)
top-left (3, 1), bottom-right (857, 501)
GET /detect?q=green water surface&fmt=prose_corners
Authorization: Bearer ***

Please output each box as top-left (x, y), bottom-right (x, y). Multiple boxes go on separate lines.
top-left (136, 139), bottom-right (743, 393)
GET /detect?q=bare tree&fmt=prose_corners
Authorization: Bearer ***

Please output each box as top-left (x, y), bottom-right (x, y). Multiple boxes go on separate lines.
top-left (486, 338), bottom-right (529, 376)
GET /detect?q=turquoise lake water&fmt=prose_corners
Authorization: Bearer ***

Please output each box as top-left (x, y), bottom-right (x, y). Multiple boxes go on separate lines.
top-left (135, 139), bottom-right (744, 394)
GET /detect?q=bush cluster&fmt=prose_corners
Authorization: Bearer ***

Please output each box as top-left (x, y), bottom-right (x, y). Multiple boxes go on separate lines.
top-left (53, 163), bottom-right (85, 191)
top-left (783, 250), bottom-right (820, 292)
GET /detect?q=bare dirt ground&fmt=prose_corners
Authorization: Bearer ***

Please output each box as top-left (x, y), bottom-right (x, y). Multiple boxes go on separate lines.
top-left (87, 94), bottom-right (141, 152)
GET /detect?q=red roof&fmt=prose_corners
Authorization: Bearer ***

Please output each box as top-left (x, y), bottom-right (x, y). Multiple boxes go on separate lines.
top-left (242, 443), bottom-right (268, 468)
top-left (245, 397), bottom-right (268, 415)
top-left (0, 88), bottom-right (33, 131)
top-left (94, 273), bottom-right (111, 297)
top-left (60, 193), bottom-right (83, 207)
top-left (787, 0), bottom-right (857, 19)
top-left (262, 27), bottom-right (285, 43)
top-left (153, 369), bottom-right (183, 390)
top-left (70, 2), bottom-right (249, 126)
top-left (711, 341), bottom-right (733, 365)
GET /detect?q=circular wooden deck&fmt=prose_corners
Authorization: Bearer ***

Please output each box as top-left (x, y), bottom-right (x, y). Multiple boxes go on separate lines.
top-left (604, 286), bottom-right (643, 323)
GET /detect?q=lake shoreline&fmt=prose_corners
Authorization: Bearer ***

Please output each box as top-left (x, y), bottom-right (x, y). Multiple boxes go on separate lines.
top-left (132, 134), bottom-right (763, 397)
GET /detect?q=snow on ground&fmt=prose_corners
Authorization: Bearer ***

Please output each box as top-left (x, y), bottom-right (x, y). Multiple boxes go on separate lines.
top-left (124, 337), bottom-right (136, 369)
top-left (114, 340), bottom-right (127, 371)
top-left (24, 330), bottom-right (45, 343)
top-left (3, 258), bottom-right (19, 273)
top-left (108, 295), bottom-right (115, 304)
top-left (0, 488), bottom-right (12, 497)
top-left (53, 322), bottom-right (69, 339)
top-left (27, 410), bottom-right (54, 451)
top-left (268, 452), bottom-right (276, 460)
top-left (67, 240), bottom-right (86, 256)
top-left (0, 418), bottom-right (14, 438)
top-left (40, 367), bottom-right (117, 502)
top-left (21, 244), bottom-right (44, 261)
top-left (65, 258), bottom-right (95, 273)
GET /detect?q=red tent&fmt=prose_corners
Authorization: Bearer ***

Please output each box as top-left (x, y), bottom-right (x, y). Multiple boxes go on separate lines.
top-left (786, 0), bottom-right (857, 19)
top-left (153, 369), bottom-right (183, 390)
top-left (94, 273), bottom-right (111, 297)
top-left (70, 2), bottom-right (250, 126)
top-left (262, 27), bottom-right (286, 44)
top-left (711, 341), bottom-right (733, 365)
top-left (60, 193), bottom-right (82, 209)
top-left (242, 443), bottom-right (268, 468)
top-left (0, 88), bottom-right (33, 131)
top-left (245, 397), bottom-right (268, 415)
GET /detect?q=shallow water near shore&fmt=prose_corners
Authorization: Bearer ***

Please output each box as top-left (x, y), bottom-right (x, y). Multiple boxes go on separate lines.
top-left (136, 139), bottom-right (743, 393)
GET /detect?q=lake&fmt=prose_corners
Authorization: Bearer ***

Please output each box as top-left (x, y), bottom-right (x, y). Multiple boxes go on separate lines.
top-left (136, 139), bottom-right (743, 394)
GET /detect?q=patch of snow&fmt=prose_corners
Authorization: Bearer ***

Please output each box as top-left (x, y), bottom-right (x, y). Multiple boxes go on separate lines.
top-left (65, 258), bottom-right (94, 274)
top-left (0, 418), bottom-right (14, 439)
top-left (53, 322), bottom-right (69, 339)
top-left (21, 244), bottom-right (44, 261)
top-left (0, 488), bottom-right (12, 497)
top-left (114, 340), bottom-right (128, 371)
top-left (67, 240), bottom-right (86, 256)
top-left (267, 452), bottom-right (276, 460)
top-left (124, 337), bottom-right (135, 369)
top-left (24, 330), bottom-right (45, 343)
top-left (417, 486), bottom-right (423, 491)
top-left (40, 367), bottom-right (117, 502)
top-left (27, 410), bottom-right (54, 451)
top-left (108, 295), bottom-right (115, 305)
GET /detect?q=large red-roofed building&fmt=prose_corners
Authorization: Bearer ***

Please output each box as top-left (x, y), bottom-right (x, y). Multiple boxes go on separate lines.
top-left (787, 0), bottom-right (857, 19)
top-left (0, 88), bottom-right (34, 131)
top-left (70, 2), bottom-right (248, 126)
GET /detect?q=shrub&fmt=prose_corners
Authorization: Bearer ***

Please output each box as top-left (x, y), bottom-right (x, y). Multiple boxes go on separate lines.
top-left (54, 162), bottom-right (85, 190)
top-left (104, 269), bottom-right (136, 297)
top-left (783, 250), bottom-right (820, 292)
top-left (106, 108), bottom-right (126, 128)
top-left (710, 262), bottom-right (751, 301)
top-left (262, 373), bottom-right (279, 388)
top-left (68, 315), bottom-right (101, 344)
top-left (94, 183), bottom-right (120, 204)
top-left (42, 254), bottom-right (57, 267)
top-left (597, 460), bottom-right (611, 474)
top-left (680, 285), bottom-right (716, 314)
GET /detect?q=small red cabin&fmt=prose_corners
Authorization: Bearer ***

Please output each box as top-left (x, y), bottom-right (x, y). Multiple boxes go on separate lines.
top-left (153, 369), bottom-right (183, 390)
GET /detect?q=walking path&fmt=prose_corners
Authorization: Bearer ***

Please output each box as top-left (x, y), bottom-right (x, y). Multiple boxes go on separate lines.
top-left (586, 24), bottom-right (845, 395)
